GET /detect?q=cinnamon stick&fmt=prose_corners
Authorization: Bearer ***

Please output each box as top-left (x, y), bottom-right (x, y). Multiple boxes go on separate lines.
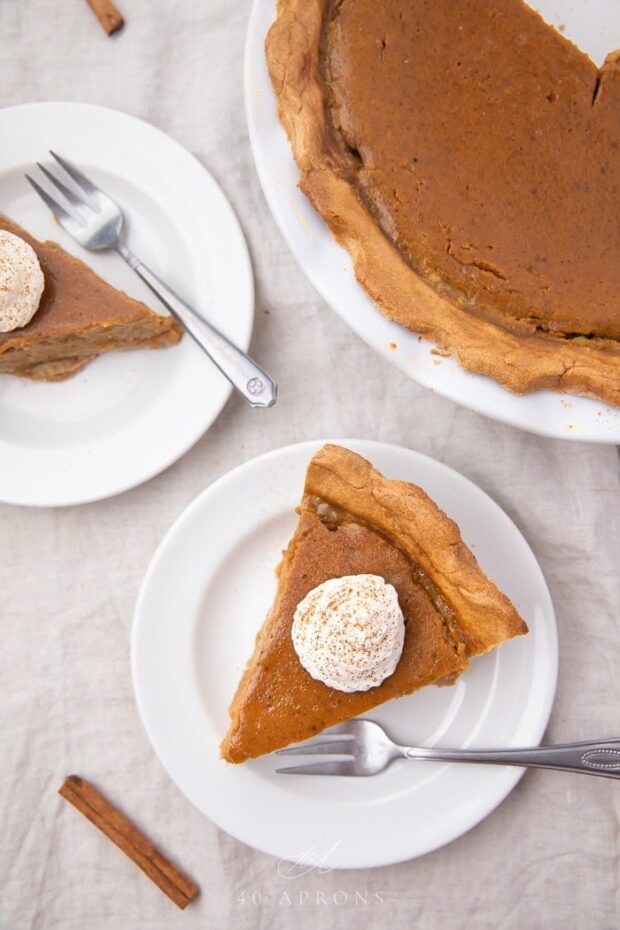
top-left (59, 775), bottom-right (199, 910)
top-left (85, 0), bottom-right (124, 36)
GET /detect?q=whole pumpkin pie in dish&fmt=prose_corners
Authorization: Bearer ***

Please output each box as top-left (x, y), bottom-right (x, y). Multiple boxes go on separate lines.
top-left (221, 444), bottom-right (527, 763)
top-left (266, 0), bottom-right (620, 406)
top-left (0, 215), bottom-right (181, 381)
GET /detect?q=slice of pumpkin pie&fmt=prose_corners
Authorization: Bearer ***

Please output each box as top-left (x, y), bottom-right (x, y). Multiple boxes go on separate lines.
top-left (221, 444), bottom-right (527, 763)
top-left (0, 215), bottom-right (181, 381)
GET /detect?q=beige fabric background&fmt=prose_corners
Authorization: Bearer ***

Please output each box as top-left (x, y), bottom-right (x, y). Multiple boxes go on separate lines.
top-left (1, 1), bottom-right (619, 928)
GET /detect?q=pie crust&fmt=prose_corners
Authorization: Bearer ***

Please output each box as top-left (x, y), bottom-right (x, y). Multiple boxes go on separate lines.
top-left (266, 0), bottom-right (620, 406)
top-left (221, 444), bottom-right (527, 763)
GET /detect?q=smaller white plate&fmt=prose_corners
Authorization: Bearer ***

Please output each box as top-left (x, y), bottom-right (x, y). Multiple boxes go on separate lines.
top-left (132, 439), bottom-right (558, 869)
top-left (0, 102), bottom-right (254, 506)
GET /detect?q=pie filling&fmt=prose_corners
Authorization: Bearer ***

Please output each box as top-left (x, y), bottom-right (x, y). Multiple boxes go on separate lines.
top-left (321, 0), bottom-right (619, 347)
top-left (0, 318), bottom-right (179, 374)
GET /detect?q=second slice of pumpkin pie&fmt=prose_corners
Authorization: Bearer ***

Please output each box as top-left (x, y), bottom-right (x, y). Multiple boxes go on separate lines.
top-left (0, 215), bottom-right (181, 381)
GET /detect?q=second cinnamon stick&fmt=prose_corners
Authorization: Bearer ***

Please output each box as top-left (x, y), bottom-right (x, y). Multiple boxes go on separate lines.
top-left (85, 0), bottom-right (124, 36)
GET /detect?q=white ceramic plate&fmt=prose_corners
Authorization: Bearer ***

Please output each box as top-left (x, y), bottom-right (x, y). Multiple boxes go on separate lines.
top-left (132, 439), bottom-right (558, 869)
top-left (0, 102), bottom-right (254, 506)
top-left (245, 0), bottom-right (620, 443)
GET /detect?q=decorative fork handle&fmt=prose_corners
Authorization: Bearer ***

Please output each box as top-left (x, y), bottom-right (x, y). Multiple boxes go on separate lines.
top-left (116, 243), bottom-right (277, 408)
top-left (404, 740), bottom-right (620, 778)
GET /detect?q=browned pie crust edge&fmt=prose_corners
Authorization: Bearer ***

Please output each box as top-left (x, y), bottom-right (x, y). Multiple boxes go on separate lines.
top-left (265, 0), bottom-right (620, 406)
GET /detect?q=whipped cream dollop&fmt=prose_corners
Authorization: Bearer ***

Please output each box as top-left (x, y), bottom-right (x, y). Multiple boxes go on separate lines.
top-left (292, 574), bottom-right (405, 692)
top-left (0, 231), bottom-right (45, 333)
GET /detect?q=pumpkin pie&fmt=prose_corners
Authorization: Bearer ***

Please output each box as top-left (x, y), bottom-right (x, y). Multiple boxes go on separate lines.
top-left (0, 215), bottom-right (181, 381)
top-left (266, 0), bottom-right (620, 405)
top-left (221, 444), bottom-right (527, 763)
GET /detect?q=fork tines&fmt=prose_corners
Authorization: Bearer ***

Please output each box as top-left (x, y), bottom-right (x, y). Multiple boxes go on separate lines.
top-left (275, 727), bottom-right (358, 775)
top-left (275, 738), bottom-right (355, 757)
top-left (276, 759), bottom-right (359, 776)
top-left (26, 151), bottom-right (109, 232)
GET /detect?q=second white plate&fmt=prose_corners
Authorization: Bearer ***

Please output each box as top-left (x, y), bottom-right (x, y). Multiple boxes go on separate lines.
top-left (0, 102), bottom-right (254, 506)
top-left (132, 439), bottom-right (558, 869)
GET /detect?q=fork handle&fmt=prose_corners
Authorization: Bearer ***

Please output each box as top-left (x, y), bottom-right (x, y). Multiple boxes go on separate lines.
top-left (404, 739), bottom-right (620, 778)
top-left (116, 244), bottom-right (277, 408)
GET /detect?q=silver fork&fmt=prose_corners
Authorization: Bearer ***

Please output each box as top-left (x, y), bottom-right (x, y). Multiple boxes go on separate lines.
top-left (276, 719), bottom-right (620, 778)
top-left (26, 152), bottom-right (277, 408)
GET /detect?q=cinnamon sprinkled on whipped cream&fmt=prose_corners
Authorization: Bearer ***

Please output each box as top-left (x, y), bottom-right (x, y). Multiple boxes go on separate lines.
top-left (292, 574), bottom-right (405, 692)
top-left (0, 231), bottom-right (45, 333)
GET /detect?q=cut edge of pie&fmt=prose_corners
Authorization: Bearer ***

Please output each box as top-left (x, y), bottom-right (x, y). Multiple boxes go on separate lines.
top-left (0, 215), bottom-right (182, 381)
top-left (16, 355), bottom-right (97, 382)
top-left (221, 444), bottom-right (528, 763)
top-left (265, 0), bottom-right (620, 407)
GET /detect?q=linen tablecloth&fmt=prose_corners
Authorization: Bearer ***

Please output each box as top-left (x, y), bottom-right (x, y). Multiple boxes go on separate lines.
top-left (1, 2), bottom-right (619, 927)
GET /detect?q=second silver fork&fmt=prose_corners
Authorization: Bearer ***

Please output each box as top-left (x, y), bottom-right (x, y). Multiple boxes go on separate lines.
top-left (27, 151), bottom-right (277, 408)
